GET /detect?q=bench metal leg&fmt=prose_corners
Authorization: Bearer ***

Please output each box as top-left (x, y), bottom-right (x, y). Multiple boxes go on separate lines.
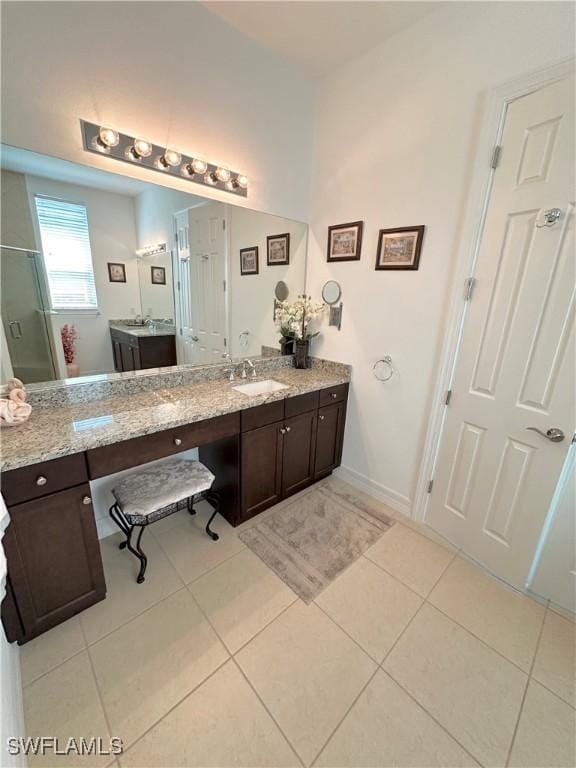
top-left (205, 491), bottom-right (220, 541)
top-left (187, 496), bottom-right (196, 516)
top-left (127, 525), bottom-right (148, 584)
top-left (109, 503), bottom-right (131, 549)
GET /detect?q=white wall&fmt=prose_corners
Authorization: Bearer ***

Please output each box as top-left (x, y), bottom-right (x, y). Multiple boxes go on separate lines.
top-left (26, 176), bottom-right (141, 376)
top-left (0, 1), bottom-right (314, 223)
top-left (228, 208), bottom-right (308, 357)
top-left (307, 1), bottom-right (576, 511)
top-left (135, 186), bottom-right (202, 321)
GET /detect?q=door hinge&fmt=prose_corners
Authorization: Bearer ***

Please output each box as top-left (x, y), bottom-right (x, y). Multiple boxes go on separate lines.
top-left (445, 389), bottom-right (452, 406)
top-left (223, 279), bottom-right (227, 292)
top-left (427, 479), bottom-right (434, 494)
top-left (464, 277), bottom-right (476, 302)
top-left (572, 432), bottom-right (576, 444)
top-left (177, 280), bottom-right (181, 291)
top-left (491, 145), bottom-right (502, 169)
top-left (222, 219), bottom-right (226, 230)
top-left (224, 337), bottom-right (227, 347)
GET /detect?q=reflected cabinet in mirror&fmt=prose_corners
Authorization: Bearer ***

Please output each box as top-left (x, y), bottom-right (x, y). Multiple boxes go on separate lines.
top-left (0, 145), bottom-right (307, 386)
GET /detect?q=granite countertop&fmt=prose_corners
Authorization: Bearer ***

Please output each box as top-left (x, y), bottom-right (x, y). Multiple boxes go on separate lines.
top-left (1, 367), bottom-right (350, 472)
top-left (109, 323), bottom-right (176, 338)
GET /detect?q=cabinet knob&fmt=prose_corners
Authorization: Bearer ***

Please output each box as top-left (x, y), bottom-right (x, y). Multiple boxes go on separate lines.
top-left (36, 475), bottom-right (48, 486)
top-left (174, 437), bottom-right (182, 446)
top-left (280, 427), bottom-right (286, 435)
top-left (286, 426), bottom-right (291, 433)
top-left (82, 496), bottom-right (92, 506)
top-left (331, 392), bottom-right (338, 399)
top-left (319, 415), bottom-right (325, 421)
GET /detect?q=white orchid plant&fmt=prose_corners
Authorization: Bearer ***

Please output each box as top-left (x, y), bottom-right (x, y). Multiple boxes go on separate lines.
top-left (275, 294), bottom-right (325, 342)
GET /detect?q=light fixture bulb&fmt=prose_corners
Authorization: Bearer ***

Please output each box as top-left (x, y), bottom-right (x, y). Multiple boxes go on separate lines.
top-left (98, 126), bottom-right (119, 148)
top-left (215, 167), bottom-right (231, 183)
top-left (158, 149), bottom-right (181, 169)
top-left (133, 139), bottom-right (152, 158)
top-left (236, 174), bottom-right (248, 189)
top-left (191, 158), bottom-right (208, 175)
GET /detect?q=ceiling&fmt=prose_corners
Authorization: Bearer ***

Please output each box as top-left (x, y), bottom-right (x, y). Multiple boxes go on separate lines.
top-left (202, 1), bottom-right (443, 78)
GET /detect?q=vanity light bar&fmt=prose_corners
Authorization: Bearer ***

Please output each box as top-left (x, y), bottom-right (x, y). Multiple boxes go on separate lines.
top-left (80, 121), bottom-right (248, 197)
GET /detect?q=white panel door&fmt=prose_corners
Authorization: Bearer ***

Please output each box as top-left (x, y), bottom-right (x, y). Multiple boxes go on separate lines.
top-left (188, 203), bottom-right (227, 364)
top-left (427, 74), bottom-right (575, 589)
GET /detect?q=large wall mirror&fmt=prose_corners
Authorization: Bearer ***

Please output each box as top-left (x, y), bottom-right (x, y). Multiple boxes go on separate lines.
top-left (0, 145), bottom-right (307, 387)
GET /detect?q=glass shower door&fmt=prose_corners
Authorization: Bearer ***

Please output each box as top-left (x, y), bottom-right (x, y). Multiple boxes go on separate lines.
top-left (1, 245), bottom-right (57, 383)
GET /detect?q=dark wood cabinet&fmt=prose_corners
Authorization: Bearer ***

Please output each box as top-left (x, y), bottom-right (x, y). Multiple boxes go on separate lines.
top-left (110, 327), bottom-right (176, 372)
top-left (241, 422), bottom-right (283, 521)
top-left (281, 411), bottom-right (317, 497)
top-left (315, 402), bottom-right (346, 479)
top-left (2, 483), bottom-right (106, 643)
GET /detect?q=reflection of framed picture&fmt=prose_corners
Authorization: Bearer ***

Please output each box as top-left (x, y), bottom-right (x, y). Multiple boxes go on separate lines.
top-left (240, 246), bottom-right (259, 275)
top-left (327, 221), bottom-right (363, 262)
top-left (267, 233), bottom-right (290, 266)
top-left (107, 262), bottom-right (126, 283)
top-left (375, 226), bottom-right (425, 271)
top-left (151, 266), bottom-right (166, 285)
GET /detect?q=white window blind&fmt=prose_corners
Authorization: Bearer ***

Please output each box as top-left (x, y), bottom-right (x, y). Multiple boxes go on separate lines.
top-left (35, 196), bottom-right (98, 310)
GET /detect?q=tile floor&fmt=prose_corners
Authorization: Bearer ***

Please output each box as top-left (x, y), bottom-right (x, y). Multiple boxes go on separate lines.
top-left (19, 479), bottom-right (576, 768)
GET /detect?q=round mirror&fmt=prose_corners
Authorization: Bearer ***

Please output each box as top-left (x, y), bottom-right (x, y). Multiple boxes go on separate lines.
top-left (274, 280), bottom-right (289, 301)
top-left (322, 280), bottom-right (341, 305)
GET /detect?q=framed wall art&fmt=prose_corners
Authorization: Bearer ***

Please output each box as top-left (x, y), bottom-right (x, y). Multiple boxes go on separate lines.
top-left (327, 221), bottom-right (363, 262)
top-left (267, 233), bottom-right (290, 266)
top-left (375, 226), bottom-right (425, 270)
top-left (240, 246), bottom-right (259, 275)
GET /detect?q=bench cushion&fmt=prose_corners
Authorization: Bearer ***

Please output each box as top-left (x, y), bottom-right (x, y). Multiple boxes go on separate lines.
top-left (112, 458), bottom-right (214, 521)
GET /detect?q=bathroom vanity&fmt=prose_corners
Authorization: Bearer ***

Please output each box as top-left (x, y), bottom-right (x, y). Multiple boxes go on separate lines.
top-left (0, 360), bottom-right (350, 644)
top-left (109, 324), bottom-right (177, 372)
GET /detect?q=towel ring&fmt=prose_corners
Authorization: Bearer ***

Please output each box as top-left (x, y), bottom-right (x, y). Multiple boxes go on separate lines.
top-left (373, 356), bottom-right (394, 382)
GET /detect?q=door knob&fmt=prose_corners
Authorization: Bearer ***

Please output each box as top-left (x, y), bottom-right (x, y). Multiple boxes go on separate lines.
top-left (82, 496), bottom-right (92, 505)
top-left (535, 208), bottom-right (562, 228)
top-left (526, 427), bottom-right (565, 443)
top-left (191, 336), bottom-right (199, 342)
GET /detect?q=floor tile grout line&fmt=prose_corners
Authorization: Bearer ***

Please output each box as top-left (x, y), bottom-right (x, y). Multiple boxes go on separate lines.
top-left (505, 600), bottom-right (550, 767)
top-left (116, 655), bottom-right (231, 760)
top-left (312, 597), bottom-right (431, 768)
top-left (228, 596), bottom-right (300, 656)
top-left (182, 585), bottom-right (305, 767)
top-left (21, 642), bottom-right (87, 689)
top-left (78, 618), bottom-right (115, 746)
top-left (312, 599), bottom-right (386, 666)
top-left (231, 657), bottom-right (306, 768)
top-left (423, 600), bottom-right (540, 677)
top-left (359, 553), bottom-right (429, 600)
top-left (378, 668), bottom-right (484, 768)
top-left (184, 543), bottom-right (249, 588)
top-left (527, 675), bottom-right (576, 711)
top-left (308, 665), bottom-right (381, 768)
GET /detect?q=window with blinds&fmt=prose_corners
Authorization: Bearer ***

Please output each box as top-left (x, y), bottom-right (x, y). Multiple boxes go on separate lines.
top-left (34, 196), bottom-right (98, 310)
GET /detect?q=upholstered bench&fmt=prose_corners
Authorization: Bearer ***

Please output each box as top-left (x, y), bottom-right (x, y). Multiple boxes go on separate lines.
top-left (108, 458), bottom-right (220, 583)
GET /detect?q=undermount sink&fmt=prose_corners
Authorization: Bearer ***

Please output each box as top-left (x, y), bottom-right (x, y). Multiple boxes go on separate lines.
top-left (232, 379), bottom-right (289, 396)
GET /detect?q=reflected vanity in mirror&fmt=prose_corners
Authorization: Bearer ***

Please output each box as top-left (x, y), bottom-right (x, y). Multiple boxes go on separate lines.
top-left (322, 279), bottom-right (343, 331)
top-left (0, 145), bottom-right (308, 386)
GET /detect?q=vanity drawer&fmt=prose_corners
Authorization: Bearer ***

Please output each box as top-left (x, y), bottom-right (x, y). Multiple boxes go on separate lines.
top-left (87, 412), bottom-right (240, 478)
top-left (241, 400), bottom-right (285, 432)
top-left (285, 391), bottom-right (319, 418)
top-left (319, 383), bottom-right (349, 407)
top-left (2, 453), bottom-right (89, 507)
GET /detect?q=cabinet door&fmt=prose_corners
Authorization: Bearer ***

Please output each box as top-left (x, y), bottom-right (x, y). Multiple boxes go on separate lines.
top-left (112, 340), bottom-right (122, 372)
top-left (241, 422), bottom-right (283, 521)
top-left (315, 402), bottom-right (344, 479)
top-left (3, 484), bottom-right (106, 643)
top-left (282, 411), bottom-right (317, 498)
top-left (120, 342), bottom-right (134, 371)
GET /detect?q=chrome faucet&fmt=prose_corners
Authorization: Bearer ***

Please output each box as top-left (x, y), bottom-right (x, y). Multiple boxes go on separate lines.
top-left (223, 352), bottom-right (235, 381)
top-left (242, 359), bottom-right (256, 378)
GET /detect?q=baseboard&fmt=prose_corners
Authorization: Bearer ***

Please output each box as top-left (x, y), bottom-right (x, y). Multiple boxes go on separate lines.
top-left (96, 517), bottom-right (117, 540)
top-left (335, 466), bottom-right (412, 517)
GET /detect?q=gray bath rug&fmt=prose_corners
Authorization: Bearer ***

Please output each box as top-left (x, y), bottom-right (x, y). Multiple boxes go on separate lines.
top-left (238, 480), bottom-right (395, 603)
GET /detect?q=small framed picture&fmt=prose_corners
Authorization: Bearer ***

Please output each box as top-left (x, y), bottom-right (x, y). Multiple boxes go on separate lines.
top-left (327, 221), bottom-right (363, 262)
top-left (151, 266), bottom-right (166, 285)
top-left (375, 226), bottom-right (425, 271)
top-left (240, 246), bottom-right (259, 275)
top-left (107, 262), bottom-right (126, 283)
top-left (267, 233), bottom-right (290, 266)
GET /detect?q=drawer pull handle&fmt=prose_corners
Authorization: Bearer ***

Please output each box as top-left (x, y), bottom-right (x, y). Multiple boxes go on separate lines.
top-left (319, 415), bottom-right (325, 421)
top-left (331, 392), bottom-right (338, 399)
top-left (36, 475), bottom-right (48, 486)
top-left (82, 496), bottom-right (92, 506)
top-left (174, 438), bottom-right (182, 446)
